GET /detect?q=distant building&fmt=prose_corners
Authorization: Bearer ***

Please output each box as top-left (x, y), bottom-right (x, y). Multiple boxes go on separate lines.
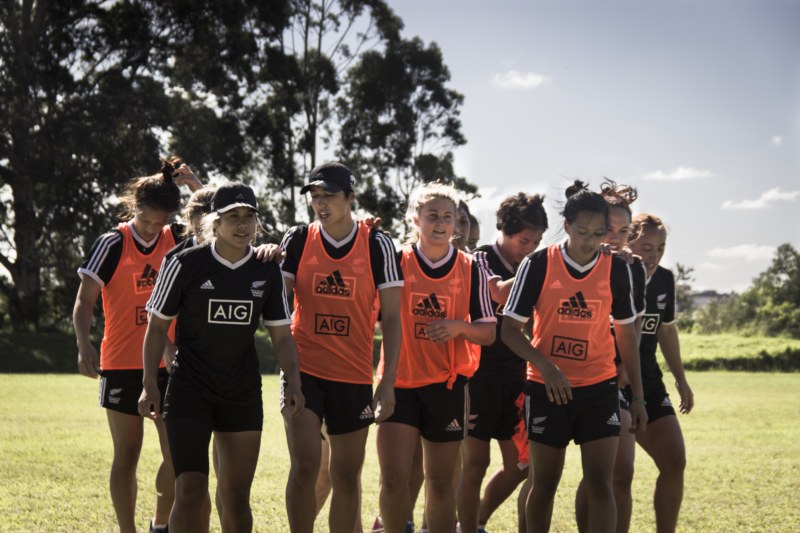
top-left (691, 290), bottom-right (732, 309)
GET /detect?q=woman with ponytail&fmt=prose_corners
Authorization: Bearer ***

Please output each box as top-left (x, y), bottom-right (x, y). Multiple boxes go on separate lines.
top-left (575, 179), bottom-right (647, 533)
top-left (501, 180), bottom-right (647, 533)
top-left (73, 157), bottom-right (202, 533)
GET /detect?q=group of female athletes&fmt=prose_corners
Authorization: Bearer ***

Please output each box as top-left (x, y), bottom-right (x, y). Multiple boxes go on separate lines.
top-left (74, 158), bottom-right (693, 533)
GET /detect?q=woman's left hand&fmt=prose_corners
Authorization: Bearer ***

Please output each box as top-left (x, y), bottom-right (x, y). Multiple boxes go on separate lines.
top-left (254, 243), bottom-right (284, 263)
top-left (676, 378), bottom-right (694, 414)
top-left (282, 380), bottom-right (305, 419)
top-left (426, 320), bottom-right (463, 343)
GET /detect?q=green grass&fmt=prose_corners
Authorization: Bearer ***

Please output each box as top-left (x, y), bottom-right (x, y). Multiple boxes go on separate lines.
top-left (674, 332), bottom-right (800, 371)
top-left (0, 373), bottom-right (798, 532)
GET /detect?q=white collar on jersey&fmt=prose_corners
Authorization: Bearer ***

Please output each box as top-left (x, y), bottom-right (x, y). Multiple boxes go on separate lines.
top-left (491, 241), bottom-right (515, 274)
top-left (211, 242), bottom-right (253, 269)
top-left (319, 221), bottom-right (358, 249)
top-left (128, 221), bottom-right (160, 249)
top-left (415, 244), bottom-right (455, 270)
top-left (560, 241), bottom-right (599, 273)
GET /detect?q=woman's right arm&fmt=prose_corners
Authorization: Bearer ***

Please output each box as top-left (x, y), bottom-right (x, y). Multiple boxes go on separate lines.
top-left (138, 315), bottom-right (171, 420)
top-left (73, 277), bottom-right (102, 378)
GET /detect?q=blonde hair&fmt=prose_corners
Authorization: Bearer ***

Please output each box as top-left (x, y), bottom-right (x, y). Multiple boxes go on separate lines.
top-left (629, 213), bottom-right (666, 241)
top-left (403, 182), bottom-right (462, 245)
top-left (199, 210), bottom-right (264, 245)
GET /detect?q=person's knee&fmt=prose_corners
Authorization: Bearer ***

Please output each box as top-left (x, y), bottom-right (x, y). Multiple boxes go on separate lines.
top-left (111, 444), bottom-right (141, 469)
top-left (220, 487), bottom-right (251, 517)
top-left (290, 453), bottom-right (319, 485)
top-left (464, 452), bottom-right (491, 479)
top-left (614, 457), bottom-right (634, 486)
top-left (381, 469), bottom-right (410, 494)
top-left (426, 474), bottom-right (454, 497)
top-left (176, 475), bottom-right (209, 506)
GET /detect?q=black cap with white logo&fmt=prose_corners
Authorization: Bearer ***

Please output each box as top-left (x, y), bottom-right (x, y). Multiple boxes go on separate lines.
top-left (210, 183), bottom-right (259, 213)
top-left (300, 162), bottom-right (356, 195)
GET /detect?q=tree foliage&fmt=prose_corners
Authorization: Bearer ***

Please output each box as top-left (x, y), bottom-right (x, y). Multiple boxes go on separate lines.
top-left (0, 0), bottom-right (476, 330)
top-left (336, 36), bottom-right (472, 237)
top-left (693, 244), bottom-right (800, 338)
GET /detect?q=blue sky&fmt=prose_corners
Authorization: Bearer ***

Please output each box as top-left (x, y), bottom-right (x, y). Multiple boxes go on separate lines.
top-left (390, 0), bottom-right (799, 292)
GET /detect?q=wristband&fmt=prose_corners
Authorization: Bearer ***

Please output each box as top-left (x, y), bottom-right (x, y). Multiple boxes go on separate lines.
top-left (632, 396), bottom-right (647, 406)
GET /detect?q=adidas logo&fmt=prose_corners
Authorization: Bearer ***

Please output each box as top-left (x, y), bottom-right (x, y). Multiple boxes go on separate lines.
top-left (607, 412), bottom-right (621, 426)
top-left (200, 280), bottom-right (215, 290)
top-left (661, 397), bottom-right (672, 407)
top-left (359, 405), bottom-right (374, 420)
top-left (445, 418), bottom-right (462, 432)
top-left (136, 264), bottom-right (158, 289)
top-left (315, 270), bottom-right (351, 296)
top-left (413, 293), bottom-right (447, 319)
top-left (549, 280), bottom-right (563, 289)
top-left (235, 193), bottom-right (245, 200)
top-left (558, 291), bottom-right (593, 319)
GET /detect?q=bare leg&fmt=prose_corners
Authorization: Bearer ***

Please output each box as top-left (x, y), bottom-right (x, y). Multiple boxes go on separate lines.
top-left (215, 430), bottom-right (262, 533)
top-left (328, 428), bottom-right (369, 533)
top-left (408, 440), bottom-right (425, 525)
top-left (458, 436), bottom-right (490, 532)
top-left (285, 408), bottom-right (323, 533)
top-left (377, 422), bottom-right (419, 533)
top-left (153, 418), bottom-right (175, 527)
top-left (106, 410), bottom-right (144, 533)
top-left (315, 435), bottom-right (332, 515)
top-left (579, 436), bottom-right (619, 533)
top-left (576, 409), bottom-right (635, 533)
top-left (478, 439), bottom-right (528, 527)
top-left (636, 415), bottom-right (686, 533)
top-left (526, 441), bottom-right (566, 533)
top-left (421, 438), bottom-right (462, 533)
top-left (170, 472), bottom-right (209, 533)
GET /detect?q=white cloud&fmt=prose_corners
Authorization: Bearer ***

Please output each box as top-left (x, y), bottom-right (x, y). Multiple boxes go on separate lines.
top-left (772, 135), bottom-right (783, 146)
top-left (697, 261), bottom-right (722, 270)
top-left (721, 187), bottom-right (800, 210)
top-left (639, 166), bottom-right (713, 181)
top-left (707, 244), bottom-right (776, 262)
top-left (492, 70), bottom-right (552, 90)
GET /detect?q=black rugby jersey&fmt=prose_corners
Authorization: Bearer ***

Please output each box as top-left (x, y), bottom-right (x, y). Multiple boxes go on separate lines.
top-left (79, 222), bottom-right (185, 286)
top-left (639, 265), bottom-right (676, 384)
top-left (405, 244), bottom-right (495, 324)
top-left (504, 243), bottom-right (637, 325)
top-left (146, 243), bottom-right (291, 401)
top-left (472, 243), bottom-right (526, 382)
top-left (280, 223), bottom-right (403, 290)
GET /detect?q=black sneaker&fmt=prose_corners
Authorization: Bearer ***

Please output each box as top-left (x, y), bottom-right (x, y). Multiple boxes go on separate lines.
top-left (150, 520), bottom-right (168, 533)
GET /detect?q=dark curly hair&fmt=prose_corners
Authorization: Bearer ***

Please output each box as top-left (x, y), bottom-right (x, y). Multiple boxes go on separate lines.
top-left (496, 192), bottom-right (549, 235)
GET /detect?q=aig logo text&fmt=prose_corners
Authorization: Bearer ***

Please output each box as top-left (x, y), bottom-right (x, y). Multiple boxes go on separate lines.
top-left (208, 299), bottom-right (253, 325)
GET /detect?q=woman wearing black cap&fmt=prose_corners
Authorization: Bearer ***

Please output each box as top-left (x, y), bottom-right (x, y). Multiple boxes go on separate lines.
top-left (280, 162), bottom-right (403, 533)
top-left (73, 157), bottom-right (202, 533)
top-left (139, 183), bottom-right (305, 533)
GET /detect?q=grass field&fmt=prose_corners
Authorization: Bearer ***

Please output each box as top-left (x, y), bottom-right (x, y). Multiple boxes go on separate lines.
top-left (1, 372), bottom-right (798, 532)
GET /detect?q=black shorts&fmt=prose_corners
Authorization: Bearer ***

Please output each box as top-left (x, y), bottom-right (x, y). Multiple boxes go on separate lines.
top-left (285, 372), bottom-right (374, 435)
top-left (643, 380), bottom-right (676, 423)
top-left (164, 376), bottom-right (263, 476)
top-left (99, 368), bottom-right (169, 416)
top-left (386, 376), bottom-right (469, 443)
top-left (524, 378), bottom-right (620, 448)
top-left (467, 378), bottom-right (525, 441)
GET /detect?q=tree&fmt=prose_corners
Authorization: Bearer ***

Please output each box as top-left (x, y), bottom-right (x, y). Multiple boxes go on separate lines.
top-left (674, 262), bottom-right (695, 330)
top-left (0, 1), bottom-right (293, 329)
top-left (270, 0), bottom-right (402, 225)
top-left (336, 36), bottom-right (473, 236)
